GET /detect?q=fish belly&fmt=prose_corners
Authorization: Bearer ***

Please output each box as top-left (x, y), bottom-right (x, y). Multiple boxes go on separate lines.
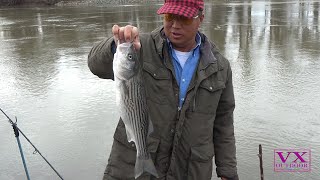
top-left (117, 77), bottom-right (159, 179)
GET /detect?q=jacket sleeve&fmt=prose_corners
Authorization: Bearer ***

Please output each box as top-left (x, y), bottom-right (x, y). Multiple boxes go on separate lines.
top-left (87, 36), bottom-right (116, 79)
top-left (213, 60), bottom-right (238, 179)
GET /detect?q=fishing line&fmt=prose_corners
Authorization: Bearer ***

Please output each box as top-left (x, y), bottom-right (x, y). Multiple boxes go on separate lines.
top-left (0, 108), bottom-right (64, 180)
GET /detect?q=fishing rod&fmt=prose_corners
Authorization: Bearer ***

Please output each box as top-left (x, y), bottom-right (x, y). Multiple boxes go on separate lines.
top-left (0, 108), bottom-right (64, 180)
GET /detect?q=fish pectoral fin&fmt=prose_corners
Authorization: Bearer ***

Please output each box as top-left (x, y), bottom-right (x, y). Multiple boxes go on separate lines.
top-left (134, 156), bottom-right (159, 179)
top-left (125, 125), bottom-right (134, 143)
top-left (118, 80), bottom-right (129, 96)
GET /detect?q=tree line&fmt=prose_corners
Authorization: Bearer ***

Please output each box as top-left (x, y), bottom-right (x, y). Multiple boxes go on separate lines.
top-left (0, 0), bottom-right (61, 6)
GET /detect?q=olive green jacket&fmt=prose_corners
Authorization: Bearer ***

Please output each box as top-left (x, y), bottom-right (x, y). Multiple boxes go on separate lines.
top-left (88, 27), bottom-right (238, 180)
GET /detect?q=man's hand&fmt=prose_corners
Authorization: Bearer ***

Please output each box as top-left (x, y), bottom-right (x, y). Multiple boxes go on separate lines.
top-left (112, 24), bottom-right (141, 50)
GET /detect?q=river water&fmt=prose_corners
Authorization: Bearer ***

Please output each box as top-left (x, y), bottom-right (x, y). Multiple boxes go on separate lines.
top-left (0, 1), bottom-right (319, 180)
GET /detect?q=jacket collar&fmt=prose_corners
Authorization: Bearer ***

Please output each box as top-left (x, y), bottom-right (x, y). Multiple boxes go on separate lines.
top-left (151, 26), bottom-right (223, 72)
top-left (151, 26), bottom-right (166, 59)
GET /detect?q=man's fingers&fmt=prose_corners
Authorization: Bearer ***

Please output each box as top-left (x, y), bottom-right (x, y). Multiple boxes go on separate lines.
top-left (119, 27), bottom-right (125, 44)
top-left (132, 27), bottom-right (141, 50)
top-left (133, 37), bottom-right (141, 50)
top-left (124, 25), bottom-right (134, 42)
top-left (112, 24), bottom-right (120, 43)
top-left (132, 26), bottom-right (139, 40)
top-left (112, 24), bottom-right (140, 49)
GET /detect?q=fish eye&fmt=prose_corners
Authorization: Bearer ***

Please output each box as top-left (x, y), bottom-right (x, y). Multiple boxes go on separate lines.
top-left (128, 54), bottom-right (133, 60)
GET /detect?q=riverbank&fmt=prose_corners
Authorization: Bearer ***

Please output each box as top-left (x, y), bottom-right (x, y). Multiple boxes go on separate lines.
top-left (0, 0), bottom-right (162, 6)
top-left (0, 0), bottom-right (60, 6)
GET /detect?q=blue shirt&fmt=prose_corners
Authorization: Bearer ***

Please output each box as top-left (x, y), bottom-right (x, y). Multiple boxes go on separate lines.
top-left (167, 33), bottom-right (201, 110)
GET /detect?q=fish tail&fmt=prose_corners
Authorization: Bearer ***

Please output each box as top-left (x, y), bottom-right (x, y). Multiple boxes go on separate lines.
top-left (135, 156), bottom-right (159, 179)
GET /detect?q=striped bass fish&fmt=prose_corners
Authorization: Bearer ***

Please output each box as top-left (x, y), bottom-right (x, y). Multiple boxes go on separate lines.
top-left (112, 42), bottom-right (159, 179)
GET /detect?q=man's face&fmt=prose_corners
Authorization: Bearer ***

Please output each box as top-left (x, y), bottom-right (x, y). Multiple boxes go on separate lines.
top-left (163, 13), bottom-right (204, 52)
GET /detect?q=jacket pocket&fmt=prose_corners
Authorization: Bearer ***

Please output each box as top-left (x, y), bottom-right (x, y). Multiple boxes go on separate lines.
top-left (142, 62), bottom-right (172, 105)
top-left (187, 144), bottom-right (214, 180)
top-left (200, 78), bottom-right (225, 92)
top-left (193, 78), bottom-right (225, 114)
top-left (147, 135), bottom-right (161, 164)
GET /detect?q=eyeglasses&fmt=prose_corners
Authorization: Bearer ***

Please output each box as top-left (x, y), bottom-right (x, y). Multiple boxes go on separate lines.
top-left (164, 14), bottom-right (199, 25)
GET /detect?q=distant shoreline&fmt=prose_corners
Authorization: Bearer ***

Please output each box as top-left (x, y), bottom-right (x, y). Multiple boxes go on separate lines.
top-left (0, 0), bottom-right (163, 7)
top-left (0, 0), bottom-right (61, 6)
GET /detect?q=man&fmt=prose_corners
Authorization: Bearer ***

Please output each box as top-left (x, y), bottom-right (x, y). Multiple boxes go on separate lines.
top-left (88, 0), bottom-right (238, 179)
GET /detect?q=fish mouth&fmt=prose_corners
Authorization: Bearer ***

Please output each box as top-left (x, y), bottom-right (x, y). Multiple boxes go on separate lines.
top-left (117, 42), bottom-right (134, 54)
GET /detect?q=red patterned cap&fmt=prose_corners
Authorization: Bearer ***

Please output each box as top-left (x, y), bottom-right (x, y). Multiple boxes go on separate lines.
top-left (157, 0), bottom-right (204, 18)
